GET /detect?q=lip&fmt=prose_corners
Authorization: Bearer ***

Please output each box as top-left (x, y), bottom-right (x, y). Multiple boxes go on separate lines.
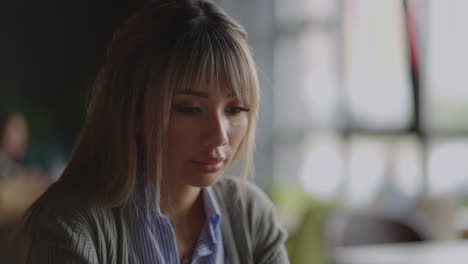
top-left (190, 157), bottom-right (225, 173)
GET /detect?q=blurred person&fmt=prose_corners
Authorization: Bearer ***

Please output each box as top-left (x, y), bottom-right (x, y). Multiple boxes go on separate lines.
top-left (24, 0), bottom-right (289, 263)
top-left (0, 112), bottom-right (28, 181)
top-left (0, 112), bottom-right (49, 223)
top-left (0, 112), bottom-right (49, 263)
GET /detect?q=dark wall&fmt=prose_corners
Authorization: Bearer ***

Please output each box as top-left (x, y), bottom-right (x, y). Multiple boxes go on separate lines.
top-left (1, 0), bottom-right (148, 166)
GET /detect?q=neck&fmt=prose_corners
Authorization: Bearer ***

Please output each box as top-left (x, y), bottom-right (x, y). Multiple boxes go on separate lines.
top-left (159, 181), bottom-right (206, 260)
top-left (159, 181), bottom-right (203, 223)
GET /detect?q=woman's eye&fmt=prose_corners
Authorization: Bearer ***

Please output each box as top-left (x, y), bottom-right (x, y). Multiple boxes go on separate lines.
top-left (226, 106), bottom-right (250, 115)
top-left (173, 106), bottom-right (201, 115)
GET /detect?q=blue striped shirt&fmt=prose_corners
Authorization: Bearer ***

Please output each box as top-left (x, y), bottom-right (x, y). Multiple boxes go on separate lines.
top-left (127, 187), bottom-right (226, 264)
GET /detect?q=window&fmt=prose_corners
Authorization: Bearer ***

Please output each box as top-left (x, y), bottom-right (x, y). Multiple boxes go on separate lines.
top-left (272, 0), bottom-right (468, 212)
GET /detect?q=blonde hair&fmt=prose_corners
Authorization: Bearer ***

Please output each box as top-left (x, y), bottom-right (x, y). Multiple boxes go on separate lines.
top-left (27, 0), bottom-right (259, 211)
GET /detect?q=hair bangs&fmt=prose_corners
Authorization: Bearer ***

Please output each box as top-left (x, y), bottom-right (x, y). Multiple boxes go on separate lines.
top-left (166, 26), bottom-right (257, 107)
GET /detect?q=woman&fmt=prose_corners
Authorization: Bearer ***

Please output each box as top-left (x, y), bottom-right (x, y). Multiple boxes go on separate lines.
top-left (25, 0), bottom-right (289, 263)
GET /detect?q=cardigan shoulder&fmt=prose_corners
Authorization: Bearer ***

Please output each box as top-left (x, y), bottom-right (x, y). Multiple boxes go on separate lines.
top-left (213, 176), bottom-right (290, 264)
top-left (26, 196), bottom-right (127, 264)
top-left (25, 177), bottom-right (288, 263)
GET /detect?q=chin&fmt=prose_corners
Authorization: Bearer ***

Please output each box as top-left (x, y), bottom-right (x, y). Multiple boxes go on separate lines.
top-left (187, 171), bottom-right (222, 188)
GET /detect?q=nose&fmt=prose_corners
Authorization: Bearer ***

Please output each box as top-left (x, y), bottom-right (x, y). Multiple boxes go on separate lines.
top-left (201, 111), bottom-right (229, 148)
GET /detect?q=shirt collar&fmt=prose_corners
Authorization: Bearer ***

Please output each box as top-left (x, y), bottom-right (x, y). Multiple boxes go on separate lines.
top-left (201, 186), bottom-right (222, 225)
top-left (192, 187), bottom-right (224, 258)
top-left (202, 187), bottom-right (222, 247)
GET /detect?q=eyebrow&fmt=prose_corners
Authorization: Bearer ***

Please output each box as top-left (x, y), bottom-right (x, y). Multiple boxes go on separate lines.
top-left (174, 90), bottom-right (237, 98)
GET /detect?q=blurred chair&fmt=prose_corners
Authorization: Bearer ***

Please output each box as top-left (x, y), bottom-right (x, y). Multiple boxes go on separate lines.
top-left (286, 201), bottom-right (335, 264)
top-left (324, 210), bottom-right (426, 263)
top-left (269, 185), bottom-right (338, 264)
top-left (325, 210), bottom-right (425, 247)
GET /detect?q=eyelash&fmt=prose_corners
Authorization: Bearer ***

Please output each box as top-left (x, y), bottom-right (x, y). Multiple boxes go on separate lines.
top-left (173, 106), bottom-right (250, 115)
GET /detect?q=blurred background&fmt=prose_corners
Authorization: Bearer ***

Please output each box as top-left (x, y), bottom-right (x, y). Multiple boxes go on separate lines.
top-left (1, 0), bottom-right (468, 263)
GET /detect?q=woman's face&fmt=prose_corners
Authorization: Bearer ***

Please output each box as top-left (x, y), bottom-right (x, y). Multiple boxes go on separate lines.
top-left (167, 86), bottom-right (249, 188)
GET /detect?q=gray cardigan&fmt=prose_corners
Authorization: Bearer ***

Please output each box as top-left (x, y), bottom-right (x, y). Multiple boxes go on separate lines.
top-left (27, 177), bottom-right (290, 263)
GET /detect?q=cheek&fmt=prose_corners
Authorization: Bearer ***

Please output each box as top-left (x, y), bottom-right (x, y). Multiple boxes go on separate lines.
top-left (228, 116), bottom-right (249, 147)
top-left (168, 112), bottom-right (202, 136)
